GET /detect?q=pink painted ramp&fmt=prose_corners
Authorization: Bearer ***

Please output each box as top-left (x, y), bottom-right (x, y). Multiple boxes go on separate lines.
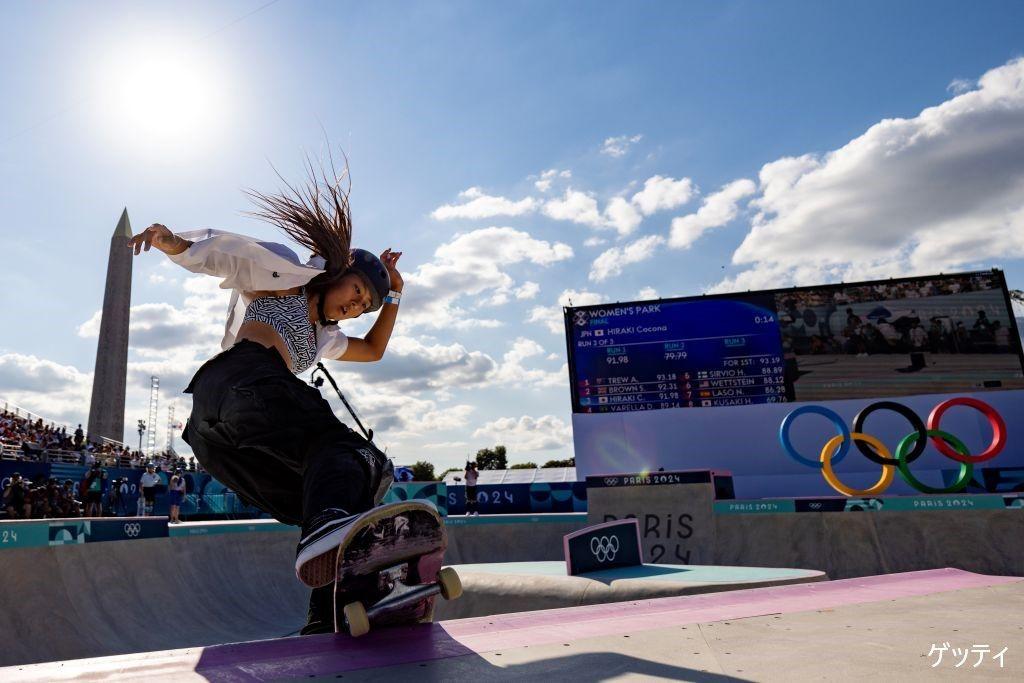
top-left (5, 569), bottom-right (1018, 681)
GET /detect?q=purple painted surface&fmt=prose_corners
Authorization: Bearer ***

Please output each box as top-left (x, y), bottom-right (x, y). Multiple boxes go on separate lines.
top-left (12, 568), bottom-right (1020, 681)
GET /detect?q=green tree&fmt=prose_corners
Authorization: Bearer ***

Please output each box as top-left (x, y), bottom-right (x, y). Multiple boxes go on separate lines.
top-left (509, 462), bottom-right (538, 469)
top-left (437, 467), bottom-right (461, 481)
top-left (475, 445), bottom-right (508, 470)
top-left (542, 457), bottom-right (575, 468)
top-left (409, 460), bottom-right (436, 481)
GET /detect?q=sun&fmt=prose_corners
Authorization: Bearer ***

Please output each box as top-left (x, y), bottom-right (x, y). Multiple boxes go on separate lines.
top-left (93, 42), bottom-right (228, 158)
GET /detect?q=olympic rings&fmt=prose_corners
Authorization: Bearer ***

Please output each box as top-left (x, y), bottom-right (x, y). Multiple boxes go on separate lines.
top-left (779, 405), bottom-right (851, 469)
top-left (895, 430), bottom-right (972, 494)
top-left (927, 397), bottom-right (1006, 463)
top-left (820, 433), bottom-right (895, 496)
top-left (853, 401), bottom-right (926, 466)
top-left (779, 397), bottom-right (1006, 496)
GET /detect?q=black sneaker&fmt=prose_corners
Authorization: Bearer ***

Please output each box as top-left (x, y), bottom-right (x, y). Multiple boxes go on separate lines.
top-left (295, 508), bottom-right (359, 588)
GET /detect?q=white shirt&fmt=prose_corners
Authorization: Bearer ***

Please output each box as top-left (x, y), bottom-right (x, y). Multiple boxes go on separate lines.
top-left (140, 472), bottom-right (161, 489)
top-left (168, 229), bottom-right (349, 364)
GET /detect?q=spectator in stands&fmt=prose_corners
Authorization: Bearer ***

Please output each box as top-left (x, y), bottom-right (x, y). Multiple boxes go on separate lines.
top-left (60, 479), bottom-right (81, 517)
top-left (139, 463), bottom-right (160, 516)
top-left (168, 469), bottom-right (186, 523)
top-left (82, 462), bottom-right (107, 517)
top-left (993, 320), bottom-right (1011, 352)
top-left (28, 476), bottom-right (48, 518)
top-left (464, 461), bottom-right (479, 516)
top-left (973, 310), bottom-right (994, 339)
top-left (3, 472), bottom-right (31, 519)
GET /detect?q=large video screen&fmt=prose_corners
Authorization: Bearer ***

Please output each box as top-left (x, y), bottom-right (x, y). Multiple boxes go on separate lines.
top-left (564, 270), bottom-right (1024, 413)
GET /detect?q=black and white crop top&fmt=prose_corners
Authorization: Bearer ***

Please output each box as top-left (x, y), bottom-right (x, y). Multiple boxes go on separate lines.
top-left (241, 287), bottom-right (323, 374)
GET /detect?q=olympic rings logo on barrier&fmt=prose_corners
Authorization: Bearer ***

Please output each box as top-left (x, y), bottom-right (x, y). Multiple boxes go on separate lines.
top-left (590, 535), bottom-right (620, 562)
top-left (778, 397), bottom-right (1007, 496)
top-left (124, 523), bottom-right (142, 537)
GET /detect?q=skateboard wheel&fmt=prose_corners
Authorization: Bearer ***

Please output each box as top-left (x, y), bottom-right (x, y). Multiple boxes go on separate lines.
top-left (437, 567), bottom-right (463, 600)
top-left (344, 602), bottom-right (370, 637)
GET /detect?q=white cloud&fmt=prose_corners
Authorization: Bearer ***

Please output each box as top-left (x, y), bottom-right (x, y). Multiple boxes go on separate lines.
top-left (421, 441), bottom-right (469, 451)
top-left (583, 236), bottom-right (608, 247)
top-left (601, 134), bottom-right (643, 158)
top-left (720, 57), bottom-right (1024, 292)
top-left (534, 169), bottom-right (572, 192)
top-left (589, 235), bottom-right (666, 282)
top-left (337, 336), bottom-right (496, 392)
top-left (631, 175), bottom-right (696, 215)
top-left (543, 189), bottom-right (604, 228)
top-left (669, 178), bottom-right (757, 250)
top-left (637, 287), bottom-right (659, 299)
top-left (947, 78), bottom-right (973, 95)
top-left (514, 281), bottom-right (540, 300)
top-left (403, 227), bottom-right (574, 329)
top-left (491, 337), bottom-right (564, 388)
top-left (527, 288), bottom-right (606, 334)
top-left (0, 353), bottom-right (93, 427)
top-left (472, 414), bottom-right (572, 451)
top-left (431, 187), bottom-right (538, 220)
top-left (543, 189), bottom-right (645, 236)
top-left (603, 196), bottom-right (644, 236)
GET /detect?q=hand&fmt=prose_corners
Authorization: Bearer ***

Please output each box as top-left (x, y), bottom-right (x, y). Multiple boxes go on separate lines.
top-left (127, 224), bottom-right (183, 256)
top-left (380, 248), bottom-right (403, 291)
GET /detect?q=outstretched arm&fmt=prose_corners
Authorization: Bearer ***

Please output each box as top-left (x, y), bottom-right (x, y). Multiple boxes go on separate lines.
top-left (127, 224), bottom-right (191, 256)
top-left (335, 249), bottom-right (403, 362)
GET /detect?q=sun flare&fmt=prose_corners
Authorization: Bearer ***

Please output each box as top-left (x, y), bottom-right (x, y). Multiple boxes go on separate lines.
top-left (93, 42), bottom-right (227, 157)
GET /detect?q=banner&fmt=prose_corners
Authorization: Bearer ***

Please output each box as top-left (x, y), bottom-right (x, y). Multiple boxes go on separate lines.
top-left (573, 389), bottom-right (1024, 498)
top-left (446, 482), bottom-right (587, 515)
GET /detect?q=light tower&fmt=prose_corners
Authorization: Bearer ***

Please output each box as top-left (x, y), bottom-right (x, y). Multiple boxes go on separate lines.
top-left (147, 376), bottom-right (159, 455)
top-left (86, 210), bottom-right (133, 445)
top-left (165, 403), bottom-right (181, 454)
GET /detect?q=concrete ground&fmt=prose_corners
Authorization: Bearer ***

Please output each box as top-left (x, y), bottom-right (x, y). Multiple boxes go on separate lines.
top-left (4, 569), bottom-right (1019, 682)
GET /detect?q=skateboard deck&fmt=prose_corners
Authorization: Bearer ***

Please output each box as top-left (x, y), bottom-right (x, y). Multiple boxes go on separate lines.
top-left (332, 500), bottom-right (462, 636)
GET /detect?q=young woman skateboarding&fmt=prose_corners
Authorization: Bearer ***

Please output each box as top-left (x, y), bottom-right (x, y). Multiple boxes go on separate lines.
top-left (128, 162), bottom-right (402, 633)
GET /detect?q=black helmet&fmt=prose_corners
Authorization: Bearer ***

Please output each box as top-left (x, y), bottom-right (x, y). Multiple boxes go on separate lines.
top-left (345, 249), bottom-right (390, 313)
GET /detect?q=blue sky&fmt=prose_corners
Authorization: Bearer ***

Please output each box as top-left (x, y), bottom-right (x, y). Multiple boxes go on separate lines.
top-left (2, 0), bottom-right (1023, 471)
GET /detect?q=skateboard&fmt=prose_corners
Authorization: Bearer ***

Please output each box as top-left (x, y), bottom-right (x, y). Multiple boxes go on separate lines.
top-left (332, 500), bottom-right (462, 637)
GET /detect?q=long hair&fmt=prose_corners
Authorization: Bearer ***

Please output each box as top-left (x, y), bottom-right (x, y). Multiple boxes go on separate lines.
top-left (245, 149), bottom-right (354, 310)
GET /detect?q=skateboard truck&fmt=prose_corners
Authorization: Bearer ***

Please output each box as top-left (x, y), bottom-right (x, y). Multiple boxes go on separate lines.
top-left (342, 567), bottom-right (462, 637)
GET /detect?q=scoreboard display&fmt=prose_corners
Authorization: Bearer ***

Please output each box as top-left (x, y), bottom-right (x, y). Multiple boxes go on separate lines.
top-left (564, 270), bottom-right (1024, 414)
top-left (568, 295), bottom-right (789, 411)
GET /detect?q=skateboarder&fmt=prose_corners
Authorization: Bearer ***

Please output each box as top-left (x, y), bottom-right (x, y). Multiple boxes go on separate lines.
top-left (127, 157), bottom-right (401, 634)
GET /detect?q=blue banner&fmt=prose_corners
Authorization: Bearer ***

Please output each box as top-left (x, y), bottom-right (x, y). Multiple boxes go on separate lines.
top-left (446, 482), bottom-right (587, 515)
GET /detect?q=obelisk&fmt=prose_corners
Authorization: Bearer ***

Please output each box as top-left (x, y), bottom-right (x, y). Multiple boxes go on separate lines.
top-left (86, 209), bottom-right (133, 445)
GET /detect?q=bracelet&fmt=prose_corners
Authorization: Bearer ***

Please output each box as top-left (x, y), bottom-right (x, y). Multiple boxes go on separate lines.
top-left (384, 290), bottom-right (402, 306)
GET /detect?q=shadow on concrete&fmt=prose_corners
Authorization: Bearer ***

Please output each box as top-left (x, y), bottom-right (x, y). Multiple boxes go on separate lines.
top-left (580, 563), bottom-right (692, 584)
top-left (191, 627), bottom-right (751, 682)
top-left (389, 651), bottom-right (754, 682)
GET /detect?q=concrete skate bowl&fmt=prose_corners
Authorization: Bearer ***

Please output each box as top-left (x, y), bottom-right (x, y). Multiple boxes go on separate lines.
top-left (0, 514), bottom-right (590, 666)
top-left (0, 526), bottom-right (308, 666)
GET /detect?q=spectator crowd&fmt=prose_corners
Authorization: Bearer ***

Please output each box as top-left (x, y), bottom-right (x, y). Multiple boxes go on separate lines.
top-left (2, 407), bottom-right (201, 521)
top-left (775, 274), bottom-right (1016, 357)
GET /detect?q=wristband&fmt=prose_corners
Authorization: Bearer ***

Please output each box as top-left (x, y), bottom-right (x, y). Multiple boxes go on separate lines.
top-left (384, 289), bottom-right (402, 306)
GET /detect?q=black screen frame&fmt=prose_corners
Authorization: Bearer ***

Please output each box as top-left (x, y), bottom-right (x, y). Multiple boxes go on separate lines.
top-left (562, 269), bottom-right (1024, 413)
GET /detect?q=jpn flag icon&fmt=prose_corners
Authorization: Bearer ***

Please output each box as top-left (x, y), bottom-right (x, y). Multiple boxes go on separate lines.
top-left (594, 329), bottom-right (604, 337)
top-left (701, 400), bottom-right (712, 407)
top-left (598, 396), bottom-right (609, 404)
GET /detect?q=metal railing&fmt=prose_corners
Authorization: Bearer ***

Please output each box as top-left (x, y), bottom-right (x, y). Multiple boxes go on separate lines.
top-left (0, 444), bottom-right (139, 468)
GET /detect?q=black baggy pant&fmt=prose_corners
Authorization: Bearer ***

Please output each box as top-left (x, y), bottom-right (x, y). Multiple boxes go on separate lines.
top-left (181, 340), bottom-right (376, 526)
